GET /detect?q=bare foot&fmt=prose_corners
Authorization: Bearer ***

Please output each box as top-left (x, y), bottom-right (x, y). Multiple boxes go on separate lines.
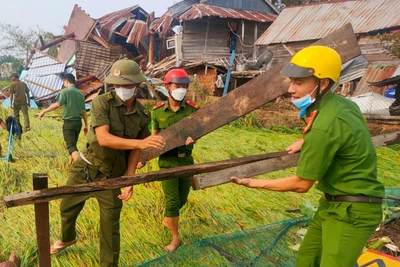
top-left (164, 240), bottom-right (181, 253)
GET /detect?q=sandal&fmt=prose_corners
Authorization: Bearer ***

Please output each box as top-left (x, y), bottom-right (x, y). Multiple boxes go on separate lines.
top-left (25, 127), bottom-right (31, 132)
top-left (50, 239), bottom-right (77, 255)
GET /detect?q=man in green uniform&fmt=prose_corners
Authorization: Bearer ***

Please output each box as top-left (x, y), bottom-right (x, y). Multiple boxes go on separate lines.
top-left (50, 59), bottom-right (165, 267)
top-left (231, 46), bottom-right (384, 267)
top-left (0, 117), bottom-right (7, 157)
top-left (38, 74), bottom-right (88, 163)
top-left (9, 73), bottom-right (31, 131)
top-left (152, 69), bottom-right (199, 252)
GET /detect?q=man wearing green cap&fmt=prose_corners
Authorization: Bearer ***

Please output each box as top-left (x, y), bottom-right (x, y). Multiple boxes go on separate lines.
top-left (9, 73), bottom-right (31, 131)
top-left (231, 46), bottom-right (384, 267)
top-left (50, 59), bottom-right (166, 267)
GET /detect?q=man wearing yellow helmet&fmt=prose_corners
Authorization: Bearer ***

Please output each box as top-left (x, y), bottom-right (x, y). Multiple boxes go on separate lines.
top-left (231, 46), bottom-right (384, 266)
top-left (50, 59), bottom-right (166, 267)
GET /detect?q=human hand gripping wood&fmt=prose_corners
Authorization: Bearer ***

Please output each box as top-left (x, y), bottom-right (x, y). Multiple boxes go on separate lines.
top-left (140, 135), bottom-right (166, 150)
top-left (230, 177), bottom-right (253, 187)
top-left (286, 139), bottom-right (304, 154)
top-left (118, 186), bottom-right (133, 201)
top-left (185, 137), bottom-right (196, 146)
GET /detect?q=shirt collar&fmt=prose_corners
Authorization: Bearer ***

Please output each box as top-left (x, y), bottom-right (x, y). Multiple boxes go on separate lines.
top-left (164, 99), bottom-right (186, 111)
top-left (306, 91), bottom-right (334, 116)
top-left (112, 91), bottom-right (138, 113)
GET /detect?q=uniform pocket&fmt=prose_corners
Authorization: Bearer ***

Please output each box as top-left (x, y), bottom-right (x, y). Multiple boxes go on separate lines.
top-left (326, 202), bottom-right (352, 224)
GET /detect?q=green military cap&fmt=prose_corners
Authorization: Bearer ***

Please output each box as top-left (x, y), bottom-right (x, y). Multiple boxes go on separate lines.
top-left (105, 59), bottom-right (146, 85)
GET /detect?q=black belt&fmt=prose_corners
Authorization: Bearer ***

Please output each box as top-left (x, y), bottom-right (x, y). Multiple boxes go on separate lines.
top-left (161, 148), bottom-right (192, 158)
top-left (324, 193), bottom-right (382, 204)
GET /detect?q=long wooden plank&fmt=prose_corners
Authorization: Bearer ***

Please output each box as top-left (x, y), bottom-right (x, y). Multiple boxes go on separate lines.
top-left (192, 132), bottom-right (400, 190)
top-left (3, 152), bottom-right (288, 208)
top-left (140, 23), bottom-right (361, 163)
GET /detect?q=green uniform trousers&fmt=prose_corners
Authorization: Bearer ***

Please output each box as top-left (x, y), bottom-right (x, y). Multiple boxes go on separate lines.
top-left (159, 155), bottom-right (193, 217)
top-left (296, 198), bottom-right (382, 267)
top-left (13, 103), bottom-right (30, 129)
top-left (60, 156), bottom-right (122, 267)
top-left (63, 119), bottom-right (82, 155)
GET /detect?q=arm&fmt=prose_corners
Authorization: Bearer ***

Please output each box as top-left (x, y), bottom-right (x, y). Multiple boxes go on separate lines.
top-left (286, 138), bottom-right (304, 154)
top-left (95, 125), bottom-right (165, 150)
top-left (0, 121), bottom-right (6, 130)
top-left (25, 89), bottom-right (30, 107)
top-left (10, 94), bottom-right (13, 109)
top-left (118, 149), bottom-right (141, 201)
top-left (231, 175), bottom-right (315, 193)
top-left (82, 110), bottom-right (88, 135)
top-left (38, 102), bottom-right (61, 119)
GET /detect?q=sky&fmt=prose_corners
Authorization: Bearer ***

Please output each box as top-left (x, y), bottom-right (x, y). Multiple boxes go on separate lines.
top-left (0, 0), bottom-right (178, 35)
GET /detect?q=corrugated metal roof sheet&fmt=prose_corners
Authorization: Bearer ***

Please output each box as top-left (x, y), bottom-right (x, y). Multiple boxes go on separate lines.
top-left (24, 75), bottom-right (63, 100)
top-left (179, 4), bottom-right (277, 22)
top-left (256, 0), bottom-right (400, 45)
top-left (338, 55), bottom-right (369, 84)
top-left (169, 0), bottom-right (199, 17)
top-left (119, 19), bottom-right (135, 36)
top-left (77, 80), bottom-right (103, 96)
top-left (126, 20), bottom-right (147, 47)
top-left (68, 5), bottom-right (96, 40)
top-left (97, 5), bottom-right (148, 41)
top-left (353, 64), bottom-right (399, 96)
top-left (150, 12), bottom-right (174, 34)
top-left (57, 5), bottom-right (95, 63)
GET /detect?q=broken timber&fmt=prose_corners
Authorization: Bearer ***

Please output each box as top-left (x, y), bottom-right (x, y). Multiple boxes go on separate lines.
top-left (192, 132), bottom-right (400, 190)
top-left (139, 23), bottom-right (361, 163)
top-left (2, 152), bottom-right (287, 208)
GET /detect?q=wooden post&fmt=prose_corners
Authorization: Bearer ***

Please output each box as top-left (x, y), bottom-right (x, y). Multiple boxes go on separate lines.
top-left (33, 173), bottom-right (51, 267)
top-left (148, 12), bottom-right (155, 63)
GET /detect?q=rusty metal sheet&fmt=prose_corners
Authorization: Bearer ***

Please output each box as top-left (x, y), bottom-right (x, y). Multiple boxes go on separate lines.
top-left (179, 4), bottom-right (277, 22)
top-left (77, 79), bottom-right (103, 96)
top-left (150, 12), bottom-right (174, 35)
top-left (57, 39), bottom-right (77, 63)
top-left (67, 5), bottom-right (96, 40)
top-left (126, 20), bottom-right (147, 47)
top-left (353, 64), bottom-right (399, 96)
top-left (119, 19), bottom-right (135, 36)
top-left (97, 5), bottom-right (148, 40)
top-left (256, 0), bottom-right (400, 45)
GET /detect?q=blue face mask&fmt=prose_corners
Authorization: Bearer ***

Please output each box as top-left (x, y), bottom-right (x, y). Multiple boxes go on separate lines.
top-left (291, 85), bottom-right (318, 118)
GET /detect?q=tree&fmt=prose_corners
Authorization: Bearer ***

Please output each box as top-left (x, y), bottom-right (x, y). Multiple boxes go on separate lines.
top-left (0, 23), bottom-right (55, 66)
top-left (377, 32), bottom-right (400, 58)
top-left (0, 55), bottom-right (23, 77)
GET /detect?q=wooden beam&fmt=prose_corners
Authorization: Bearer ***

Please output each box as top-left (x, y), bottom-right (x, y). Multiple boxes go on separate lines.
top-left (139, 23), bottom-right (362, 163)
top-left (23, 79), bottom-right (58, 92)
top-left (33, 173), bottom-right (51, 267)
top-left (192, 131), bottom-right (400, 190)
top-left (38, 32), bottom-right (75, 51)
top-left (3, 153), bottom-right (288, 208)
top-left (364, 114), bottom-right (400, 121)
top-left (148, 12), bottom-right (156, 64)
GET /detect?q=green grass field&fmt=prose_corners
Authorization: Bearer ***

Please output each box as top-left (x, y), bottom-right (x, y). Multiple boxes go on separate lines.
top-left (0, 106), bottom-right (399, 266)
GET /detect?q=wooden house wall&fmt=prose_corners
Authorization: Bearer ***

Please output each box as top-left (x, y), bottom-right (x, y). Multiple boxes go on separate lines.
top-left (237, 21), bottom-right (270, 55)
top-left (182, 18), bottom-right (271, 62)
top-left (205, 0), bottom-right (276, 14)
top-left (182, 18), bottom-right (230, 61)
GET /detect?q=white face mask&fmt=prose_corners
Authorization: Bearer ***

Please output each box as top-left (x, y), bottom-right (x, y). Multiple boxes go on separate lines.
top-left (115, 87), bottom-right (137, 102)
top-left (170, 88), bottom-right (187, 102)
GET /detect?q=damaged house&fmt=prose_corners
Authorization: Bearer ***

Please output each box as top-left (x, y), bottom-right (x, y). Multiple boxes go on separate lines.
top-left (21, 4), bottom-right (165, 106)
top-left (254, 0), bottom-right (400, 96)
top-left (149, 0), bottom-right (279, 95)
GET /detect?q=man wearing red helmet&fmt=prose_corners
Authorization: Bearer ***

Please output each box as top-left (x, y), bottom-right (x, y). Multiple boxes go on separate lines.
top-left (152, 68), bottom-right (199, 252)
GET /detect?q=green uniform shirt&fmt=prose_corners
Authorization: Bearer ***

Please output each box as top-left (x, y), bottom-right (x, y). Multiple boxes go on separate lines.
top-left (10, 81), bottom-right (29, 105)
top-left (297, 92), bottom-right (384, 198)
top-left (56, 85), bottom-right (86, 120)
top-left (152, 100), bottom-right (198, 155)
top-left (82, 92), bottom-right (151, 177)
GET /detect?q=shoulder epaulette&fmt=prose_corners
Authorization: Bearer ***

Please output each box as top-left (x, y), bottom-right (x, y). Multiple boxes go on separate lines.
top-left (153, 102), bottom-right (165, 110)
top-left (186, 101), bottom-right (199, 109)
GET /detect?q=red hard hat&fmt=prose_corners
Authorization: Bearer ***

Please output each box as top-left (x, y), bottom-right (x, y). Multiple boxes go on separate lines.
top-left (164, 69), bottom-right (190, 84)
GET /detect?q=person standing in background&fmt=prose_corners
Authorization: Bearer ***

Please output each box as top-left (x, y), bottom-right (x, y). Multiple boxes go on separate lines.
top-left (9, 73), bottom-right (31, 131)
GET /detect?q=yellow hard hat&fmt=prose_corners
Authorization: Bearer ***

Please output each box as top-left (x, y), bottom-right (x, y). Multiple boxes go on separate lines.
top-left (280, 46), bottom-right (342, 83)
